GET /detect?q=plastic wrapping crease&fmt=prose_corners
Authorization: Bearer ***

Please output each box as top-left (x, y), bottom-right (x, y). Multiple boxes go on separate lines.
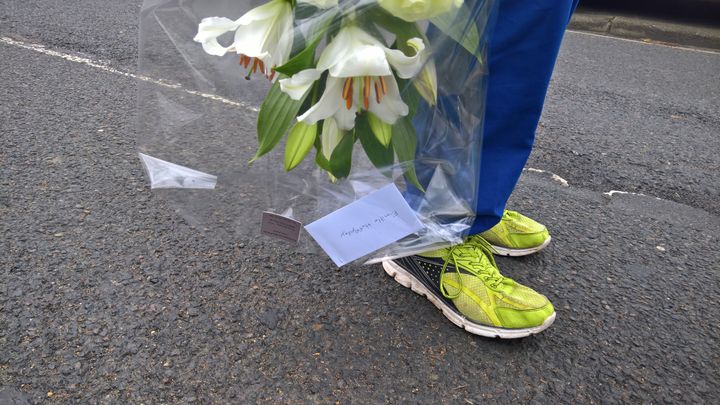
top-left (137, 0), bottom-right (495, 265)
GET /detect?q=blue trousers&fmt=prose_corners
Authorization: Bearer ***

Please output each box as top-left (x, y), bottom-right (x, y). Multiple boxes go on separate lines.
top-left (408, 0), bottom-right (579, 235)
top-left (468, 0), bottom-right (580, 234)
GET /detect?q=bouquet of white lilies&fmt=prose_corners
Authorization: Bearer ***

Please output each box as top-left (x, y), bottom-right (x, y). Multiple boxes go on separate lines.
top-left (138, 0), bottom-right (492, 263)
top-left (193, 0), bottom-right (479, 186)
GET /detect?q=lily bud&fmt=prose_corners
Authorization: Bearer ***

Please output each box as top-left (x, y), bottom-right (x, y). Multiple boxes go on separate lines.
top-left (413, 60), bottom-right (438, 106)
top-left (368, 112), bottom-right (393, 147)
top-left (284, 122), bottom-right (318, 171)
top-left (320, 118), bottom-right (342, 161)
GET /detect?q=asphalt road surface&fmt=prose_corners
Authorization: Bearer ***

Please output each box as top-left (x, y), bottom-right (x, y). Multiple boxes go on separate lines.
top-left (2, 1), bottom-right (719, 403)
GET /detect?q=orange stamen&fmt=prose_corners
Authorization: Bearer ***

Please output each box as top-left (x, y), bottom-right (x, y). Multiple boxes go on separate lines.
top-left (375, 82), bottom-right (382, 104)
top-left (345, 78), bottom-right (353, 110)
top-left (258, 59), bottom-right (265, 74)
top-left (251, 58), bottom-right (259, 73)
top-left (268, 70), bottom-right (276, 81)
top-left (242, 55), bottom-right (250, 69)
top-left (363, 76), bottom-right (370, 109)
top-left (345, 84), bottom-right (353, 110)
top-left (342, 78), bottom-right (352, 100)
top-left (379, 76), bottom-right (387, 95)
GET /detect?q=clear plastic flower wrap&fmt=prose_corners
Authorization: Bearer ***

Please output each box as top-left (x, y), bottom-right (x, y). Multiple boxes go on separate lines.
top-left (137, 0), bottom-right (496, 265)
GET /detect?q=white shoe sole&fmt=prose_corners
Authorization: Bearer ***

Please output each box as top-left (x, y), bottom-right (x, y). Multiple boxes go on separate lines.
top-left (382, 260), bottom-right (556, 339)
top-left (490, 236), bottom-right (552, 257)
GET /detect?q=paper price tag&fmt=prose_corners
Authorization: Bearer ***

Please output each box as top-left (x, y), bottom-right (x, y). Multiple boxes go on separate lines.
top-left (305, 184), bottom-right (424, 266)
top-left (261, 212), bottom-right (302, 243)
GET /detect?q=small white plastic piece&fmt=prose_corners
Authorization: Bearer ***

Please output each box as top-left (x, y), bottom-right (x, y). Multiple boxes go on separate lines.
top-left (139, 153), bottom-right (217, 189)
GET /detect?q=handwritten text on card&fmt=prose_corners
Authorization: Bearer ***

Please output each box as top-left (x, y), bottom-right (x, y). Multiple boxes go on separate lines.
top-left (305, 184), bottom-right (424, 266)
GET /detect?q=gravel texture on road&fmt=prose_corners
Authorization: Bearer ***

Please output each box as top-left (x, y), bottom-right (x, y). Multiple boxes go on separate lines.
top-left (2, 1), bottom-right (719, 403)
top-left (1, 0), bottom-right (140, 71)
top-left (530, 32), bottom-right (720, 217)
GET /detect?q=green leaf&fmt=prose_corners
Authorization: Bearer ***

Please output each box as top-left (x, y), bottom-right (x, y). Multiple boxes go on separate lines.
top-left (357, 114), bottom-right (395, 170)
top-left (275, 9), bottom-right (338, 77)
top-left (328, 133), bottom-right (355, 179)
top-left (284, 122), bottom-right (317, 171)
top-left (391, 117), bottom-right (424, 191)
top-left (367, 9), bottom-right (423, 40)
top-left (367, 112), bottom-right (392, 147)
top-left (251, 79), bottom-right (310, 163)
top-left (274, 40), bottom-right (319, 77)
top-left (314, 148), bottom-right (332, 172)
top-left (430, 5), bottom-right (482, 61)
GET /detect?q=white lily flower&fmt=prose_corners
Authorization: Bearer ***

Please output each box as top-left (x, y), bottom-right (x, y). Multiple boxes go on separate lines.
top-left (298, 75), bottom-right (409, 130)
top-left (193, 0), bottom-right (293, 79)
top-left (280, 26), bottom-right (427, 129)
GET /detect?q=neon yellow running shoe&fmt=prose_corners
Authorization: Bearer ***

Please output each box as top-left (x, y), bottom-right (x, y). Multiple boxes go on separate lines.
top-left (478, 210), bottom-right (551, 256)
top-left (382, 237), bottom-right (555, 338)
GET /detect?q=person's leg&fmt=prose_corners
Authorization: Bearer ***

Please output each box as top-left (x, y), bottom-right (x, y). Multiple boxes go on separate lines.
top-left (469, 0), bottom-right (580, 235)
top-left (385, 0), bottom-right (579, 338)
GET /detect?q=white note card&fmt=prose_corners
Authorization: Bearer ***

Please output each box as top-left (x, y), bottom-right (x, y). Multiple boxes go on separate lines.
top-left (305, 184), bottom-right (424, 267)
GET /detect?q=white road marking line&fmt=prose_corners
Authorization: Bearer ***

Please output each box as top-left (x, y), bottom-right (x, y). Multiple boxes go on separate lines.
top-left (523, 168), bottom-right (670, 202)
top-left (0, 36), bottom-right (259, 112)
top-left (524, 168), bottom-right (570, 187)
top-left (603, 190), bottom-right (663, 200)
top-left (567, 30), bottom-right (720, 55)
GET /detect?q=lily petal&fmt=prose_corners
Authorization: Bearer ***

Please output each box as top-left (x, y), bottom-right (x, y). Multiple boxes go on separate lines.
top-left (316, 28), bottom-right (353, 72)
top-left (194, 17), bottom-right (241, 56)
top-left (236, 0), bottom-right (289, 25)
top-left (317, 27), bottom-right (392, 78)
top-left (280, 69), bottom-right (322, 100)
top-left (232, 0), bottom-right (293, 68)
top-left (334, 99), bottom-right (358, 130)
top-left (384, 37), bottom-right (426, 79)
top-left (273, 15), bottom-right (295, 67)
top-left (328, 44), bottom-right (392, 78)
top-left (298, 76), bottom-right (344, 125)
top-left (367, 75), bottom-right (409, 125)
top-left (320, 118), bottom-right (342, 160)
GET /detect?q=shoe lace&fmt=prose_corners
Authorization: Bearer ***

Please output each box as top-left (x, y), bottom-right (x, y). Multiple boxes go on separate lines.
top-left (439, 237), bottom-right (504, 299)
top-left (502, 210), bottom-right (518, 222)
